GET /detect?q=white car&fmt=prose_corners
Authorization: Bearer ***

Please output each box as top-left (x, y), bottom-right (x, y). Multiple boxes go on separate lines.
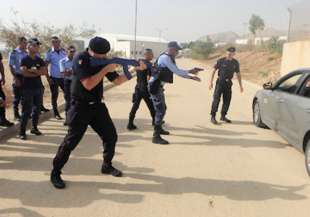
top-left (253, 69), bottom-right (310, 176)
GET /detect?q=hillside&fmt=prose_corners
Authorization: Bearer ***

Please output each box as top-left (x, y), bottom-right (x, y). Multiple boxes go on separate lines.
top-left (203, 50), bottom-right (282, 85)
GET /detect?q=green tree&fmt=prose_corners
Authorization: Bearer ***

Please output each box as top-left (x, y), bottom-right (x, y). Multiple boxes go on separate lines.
top-left (190, 40), bottom-right (215, 59)
top-left (249, 14), bottom-right (265, 37)
top-left (0, 19), bottom-right (96, 52)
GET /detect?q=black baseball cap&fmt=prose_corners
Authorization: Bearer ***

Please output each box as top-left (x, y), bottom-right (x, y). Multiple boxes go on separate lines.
top-left (89, 36), bottom-right (111, 54)
top-left (168, 41), bottom-right (182, 50)
top-left (227, 47), bottom-right (236, 52)
top-left (28, 38), bottom-right (42, 45)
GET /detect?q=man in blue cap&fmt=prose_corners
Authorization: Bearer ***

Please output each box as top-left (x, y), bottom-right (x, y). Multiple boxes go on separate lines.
top-left (45, 36), bottom-right (67, 120)
top-left (149, 41), bottom-right (202, 145)
top-left (50, 36), bottom-right (146, 189)
top-left (9, 36), bottom-right (28, 121)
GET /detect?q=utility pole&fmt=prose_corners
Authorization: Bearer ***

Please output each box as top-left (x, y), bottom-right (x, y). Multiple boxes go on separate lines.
top-left (134, 0), bottom-right (138, 59)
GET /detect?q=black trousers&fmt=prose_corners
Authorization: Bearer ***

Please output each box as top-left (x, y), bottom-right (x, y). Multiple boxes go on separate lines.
top-left (52, 101), bottom-right (118, 172)
top-left (49, 77), bottom-right (65, 116)
top-left (20, 88), bottom-right (43, 134)
top-left (211, 79), bottom-right (232, 117)
top-left (12, 77), bottom-right (23, 114)
top-left (0, 85), bottom-right (6, 121)
top-left (64, 79), bottom-right (72, 114)
top-left (129, 87), bottom-right (155, 121)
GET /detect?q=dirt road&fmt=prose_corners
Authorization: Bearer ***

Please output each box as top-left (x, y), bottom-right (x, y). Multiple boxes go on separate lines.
top-left (0, 58), bottom-right (309, 217)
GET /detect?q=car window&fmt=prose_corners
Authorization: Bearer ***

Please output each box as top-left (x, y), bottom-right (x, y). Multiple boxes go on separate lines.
top-left (298, 76), bottom-right (310, 98)
top-left (276, 73), bottom-right (304, 94)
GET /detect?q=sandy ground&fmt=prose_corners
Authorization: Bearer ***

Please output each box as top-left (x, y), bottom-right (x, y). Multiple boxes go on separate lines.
top-left (0, 58), bottom-right (309, 217)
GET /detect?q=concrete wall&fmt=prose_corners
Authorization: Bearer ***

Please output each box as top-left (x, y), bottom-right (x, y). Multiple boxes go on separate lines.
top-left (281, 40), bottom-right (310, 75)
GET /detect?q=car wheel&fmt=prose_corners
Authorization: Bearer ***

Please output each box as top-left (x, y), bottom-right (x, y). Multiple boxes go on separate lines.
top-left (305, 140), bottom-right (310, 177)
top-left (253, 100), bottom-right (267, 128)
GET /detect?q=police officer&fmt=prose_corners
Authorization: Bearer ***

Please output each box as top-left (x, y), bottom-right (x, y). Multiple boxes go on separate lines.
top-left (149, 41), bottom-right (202, 145)
top-left (50, 36), bottom-right (146, 189)
top-left (59, 45), bottom-right (76, 126)
top-left (19, 38), bottom-right (48, 140)
top-left (209, 47), bottom-right (244, 125)
top-left (8, 36), bottom-right (28, 121)
top-left (0, 52), bottom-right (14, 127)
top-left (127, 48), bottom-right (155, 130)
top-left (45, 36), bottom-right (66, 120)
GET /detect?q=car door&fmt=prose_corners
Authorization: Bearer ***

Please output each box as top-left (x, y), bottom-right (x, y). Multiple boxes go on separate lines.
top-left (273, 72), bottom-right (305, 144)
top-left (260, 88), bottom-right (280, 130)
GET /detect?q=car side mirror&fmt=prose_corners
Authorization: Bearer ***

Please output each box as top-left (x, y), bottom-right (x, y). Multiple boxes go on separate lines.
top-left (263, 82), bottom-right (273, 90)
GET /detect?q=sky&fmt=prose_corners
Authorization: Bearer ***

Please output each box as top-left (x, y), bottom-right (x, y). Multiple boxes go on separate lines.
top-left (0, 0), bottom-right (303, 42)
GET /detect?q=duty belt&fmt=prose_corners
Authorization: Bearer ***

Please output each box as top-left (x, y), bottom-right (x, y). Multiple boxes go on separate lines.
top-left (90, 57), bottom-right (140, 80)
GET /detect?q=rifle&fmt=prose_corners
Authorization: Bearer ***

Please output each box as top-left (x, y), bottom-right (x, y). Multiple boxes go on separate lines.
top-left (90, 57), bottom-right (140, 80)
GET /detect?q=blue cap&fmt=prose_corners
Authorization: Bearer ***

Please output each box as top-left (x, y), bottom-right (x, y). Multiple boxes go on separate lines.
top-left (168, 41), bottom-right (182, 50)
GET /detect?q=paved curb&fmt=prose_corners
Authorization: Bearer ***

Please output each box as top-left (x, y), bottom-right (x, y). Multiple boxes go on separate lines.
top-left (0, 83), bottom-right (116, 141)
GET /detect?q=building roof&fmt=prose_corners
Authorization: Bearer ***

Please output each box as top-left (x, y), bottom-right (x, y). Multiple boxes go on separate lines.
top-left (100, 33), bottom-right (168, 43)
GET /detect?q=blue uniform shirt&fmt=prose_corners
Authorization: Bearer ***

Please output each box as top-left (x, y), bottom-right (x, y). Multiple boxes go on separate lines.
top-left (59, 57), bottom-right (73, 80)
top-left (45, 48), bottom-right (66, 78)
top-left (8, 48), bottom-right (28, 75)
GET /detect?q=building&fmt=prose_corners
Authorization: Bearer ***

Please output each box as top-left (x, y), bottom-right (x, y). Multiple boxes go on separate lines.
top-left (281, 1), bottom-right (310, 75)
top-left (90, 33), bottom-right (168, 59)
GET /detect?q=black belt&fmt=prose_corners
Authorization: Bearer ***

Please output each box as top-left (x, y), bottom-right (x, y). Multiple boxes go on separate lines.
top-left (72, 99), bottom-right (103, 105)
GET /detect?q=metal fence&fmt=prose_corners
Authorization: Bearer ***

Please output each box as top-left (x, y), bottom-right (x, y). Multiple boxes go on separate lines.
top-left (288, 1), bottom-right (310, 42)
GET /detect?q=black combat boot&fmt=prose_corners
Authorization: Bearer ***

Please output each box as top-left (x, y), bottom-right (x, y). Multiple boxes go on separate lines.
top-left (211, 116), bottom-right (219, 125)
top-left (14, 110), bottom-right (21, 121)
top-left (158, 125), bottom-right (170, 135)
top-left (50, 170), bottom-right (66, 189)
top-left (221, 116), bottom-right (232, 123)
top-left (127, 115), bottom-right (137, 131)
top-left (0, 109), bottom-right (14, 127)
top-left (152, 125), bottom-right (169, 145)
top-left (101, 163), bottom-right (123, 177)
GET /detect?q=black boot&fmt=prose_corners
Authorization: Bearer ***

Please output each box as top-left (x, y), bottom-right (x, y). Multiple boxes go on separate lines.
top-left (211, 116), bottom-right (219, 125)
top-left (220, 116), bottom-right (232, 123)
top-left (152, 125), bottom-right (169, 145)
top-left (41, 105), bottom-right (50, 113)
top-left (14, 110), bottom-right (21, 121)
top-left (50, 170), bottom-right (66, 189)
top-left (127, 116), bottom-right (137, 130)
top-left (101, 164), bottom-right (123, 177)
top-left (0, 109), bottom-right (14, 127)
top-left (30, 128), bottom-right (43, 136)
top-left (158, 125), bottom-right (170, 135)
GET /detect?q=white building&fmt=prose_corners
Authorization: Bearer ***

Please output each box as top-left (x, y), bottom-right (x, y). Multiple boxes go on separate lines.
top-left (93, 33), bottom-right (168, 58)
top-left (235, 38), bottom-right (250, 45)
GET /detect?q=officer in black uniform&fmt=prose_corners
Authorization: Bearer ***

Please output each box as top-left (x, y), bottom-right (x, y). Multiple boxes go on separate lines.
top-left (127, 48), bottom-right (155, 130)
top-left (0, 52), bottom-right (14, 127)
top-left (50, 36), bottom-right (146, 189)
top-left (19, 38), bottom-right (48, 139)
top-left (209, 47), bottom-right (244, 125)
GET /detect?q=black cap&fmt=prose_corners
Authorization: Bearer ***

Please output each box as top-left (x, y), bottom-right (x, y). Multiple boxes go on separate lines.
top-left (51, 36), bottom-right (60, 41)
top-left (168, 41), bottom-right (182, 50)
top-left (89, 36), bottom-right (111, 54)
top-left (227, 47), bottom-right (236, 52)
top-left (28, 38), bottom-right (42, 45)
top-left (144, 48), bottom-right (153, 53)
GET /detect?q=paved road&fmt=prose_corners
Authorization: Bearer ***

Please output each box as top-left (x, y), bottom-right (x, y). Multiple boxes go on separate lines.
top-left (0, 59), bottom-right (309, 217)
